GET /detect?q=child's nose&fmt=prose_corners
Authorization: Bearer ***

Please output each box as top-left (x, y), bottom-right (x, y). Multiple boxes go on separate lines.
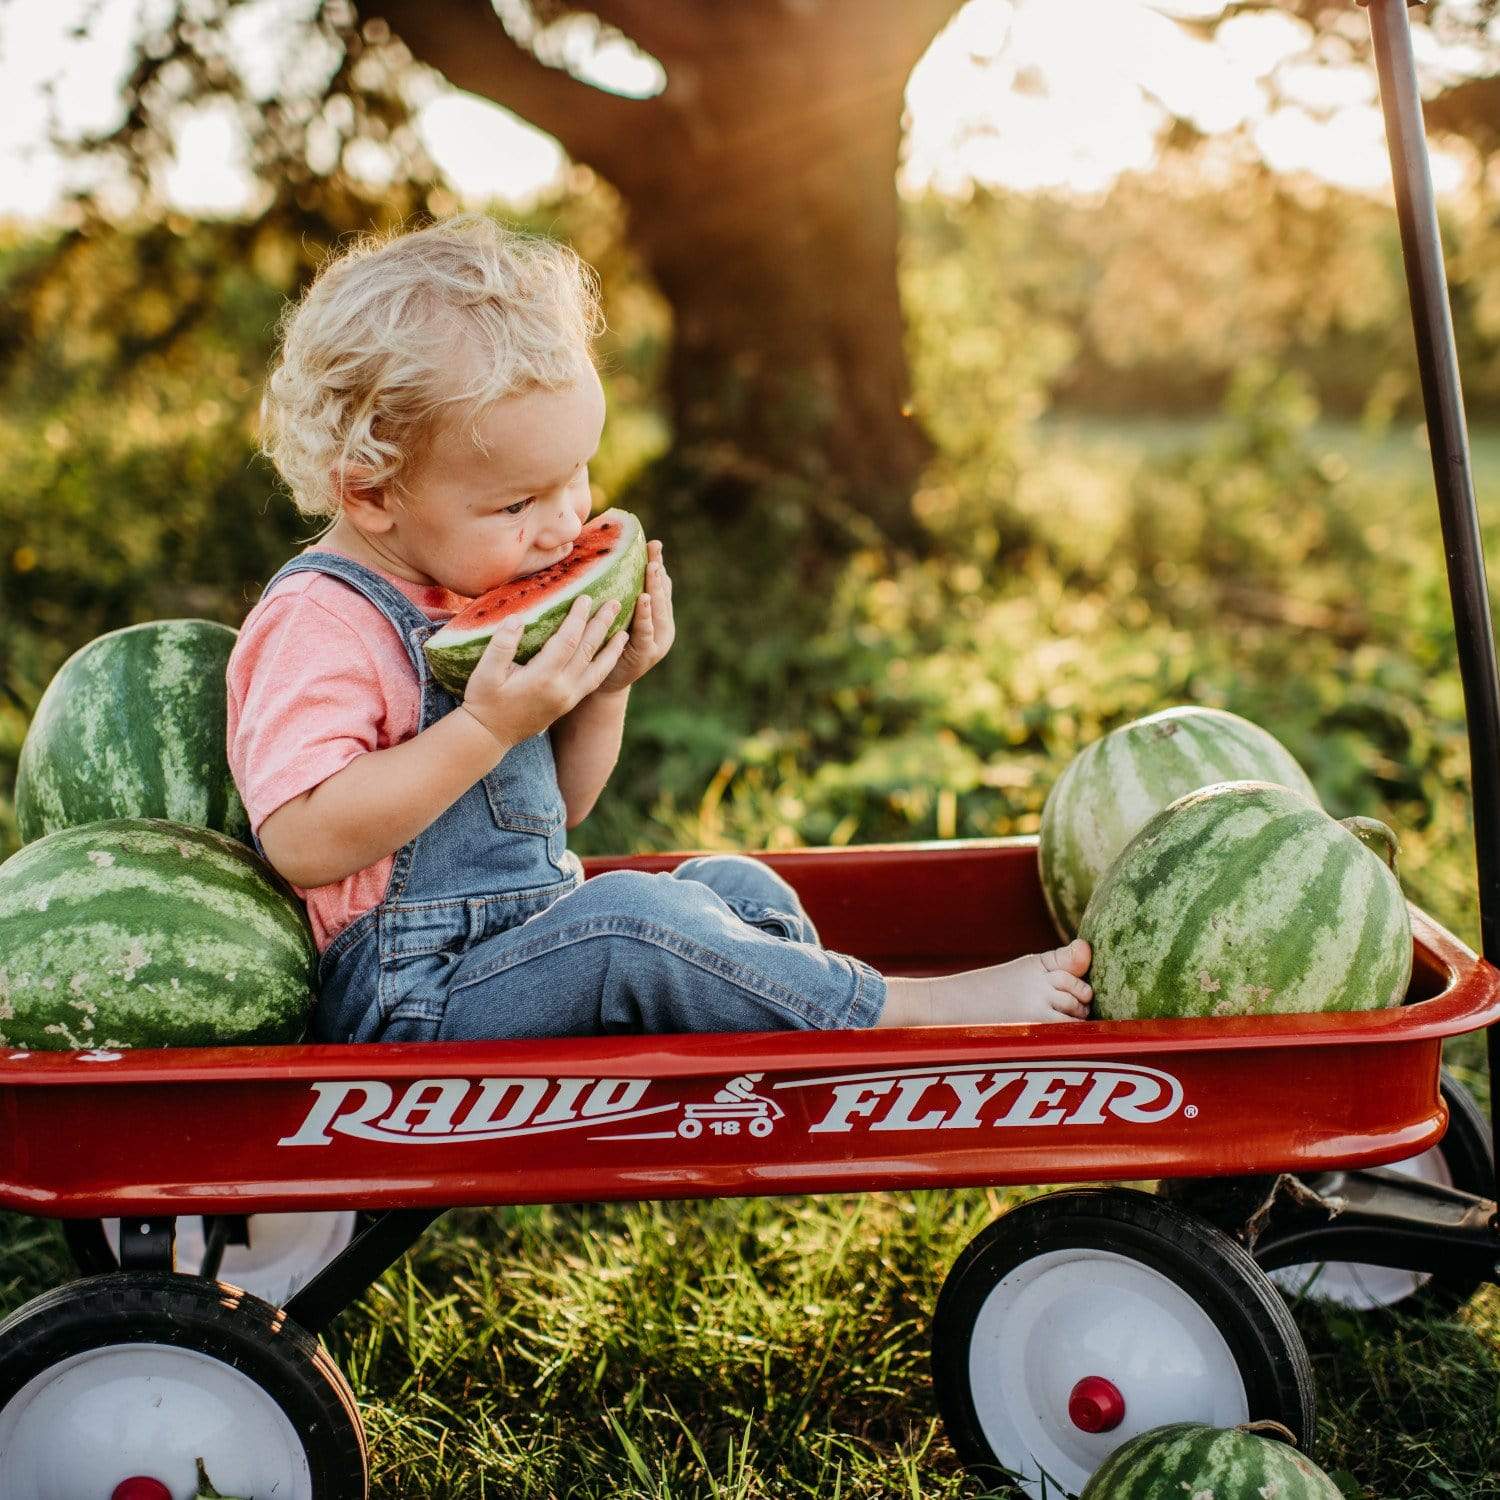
top-left (540, 503), bottom-right (584, 549)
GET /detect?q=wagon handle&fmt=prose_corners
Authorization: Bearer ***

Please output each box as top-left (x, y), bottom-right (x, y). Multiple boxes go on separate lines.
top-left (1363, 0), bottom-right (1500, 1192)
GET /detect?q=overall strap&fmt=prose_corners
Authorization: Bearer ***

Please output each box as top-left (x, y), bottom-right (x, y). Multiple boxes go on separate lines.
top-left (258, 551), bottom-right (437, 679)
top-left (251, 549), bottom-right (469, 896)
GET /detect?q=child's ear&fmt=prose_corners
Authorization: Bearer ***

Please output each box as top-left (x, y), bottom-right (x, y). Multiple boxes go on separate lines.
top-left (335, 465), bottom-right (397, 536)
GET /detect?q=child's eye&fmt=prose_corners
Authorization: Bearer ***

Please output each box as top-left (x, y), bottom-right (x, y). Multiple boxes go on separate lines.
top-left (503, 497), bottom-right (535, 516)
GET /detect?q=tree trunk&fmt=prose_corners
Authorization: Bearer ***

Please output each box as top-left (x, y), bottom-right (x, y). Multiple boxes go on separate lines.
top-left (368, 0), bottom-right (962, 550)
top-left (636, 50), bottom-right (928, 545)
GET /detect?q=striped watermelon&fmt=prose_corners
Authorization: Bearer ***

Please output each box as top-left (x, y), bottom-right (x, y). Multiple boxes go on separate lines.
top-left (1081, 1422), bottom-right (1343, 1498)
top-left (424, 508), bottom-right (646, 694)
top-left (1040, 707), bottom-right (1318, 938)
top-left (0, 819), bottom-right (315, 1050)
top-left (15, 619), bottom-right (249, 846)
top-left (1081, 781), bottom-right (1411, 1021)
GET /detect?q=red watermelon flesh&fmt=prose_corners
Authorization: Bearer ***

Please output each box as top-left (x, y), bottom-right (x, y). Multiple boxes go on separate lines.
top-left (423, 507), bottom-right (646, 693)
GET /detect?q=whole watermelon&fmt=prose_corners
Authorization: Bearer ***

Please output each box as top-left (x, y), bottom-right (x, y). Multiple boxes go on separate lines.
top-left (1040, 706), bottom-right (1317, 938)
top-left (0, 819), bottom-right (315, 1050)
top-left (16, 619), bottom-right (250, 846)
top-left (1082, 1423), bottom-right (1343, 1498)
top-left (1081, 782), bottom-right (1411, 1021)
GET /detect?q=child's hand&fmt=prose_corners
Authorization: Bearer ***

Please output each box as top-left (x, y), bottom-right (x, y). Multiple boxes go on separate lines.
top-left (461, 594), bottom-right (630, 747)
top-left (594, 540), bottom-right (674, 695)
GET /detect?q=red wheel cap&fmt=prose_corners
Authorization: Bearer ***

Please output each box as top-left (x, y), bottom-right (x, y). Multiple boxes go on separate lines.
top-left (1068, 1375), bottom-right (1126, 1433)
top-left (112, 1480), bottom-right (174, 1500)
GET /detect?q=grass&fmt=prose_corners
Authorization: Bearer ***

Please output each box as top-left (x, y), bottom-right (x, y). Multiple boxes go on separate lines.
top-left (1038, 408), bottom-right (1500, 495)
top-left (2, 400), bottom-right (1499, 1496)
top-left (0, 1188), bottom-right (1495, 1496)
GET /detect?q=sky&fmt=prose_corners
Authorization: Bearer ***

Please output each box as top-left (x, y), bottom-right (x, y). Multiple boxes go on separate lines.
top-left (0, 0), bottom-right (1484, 224)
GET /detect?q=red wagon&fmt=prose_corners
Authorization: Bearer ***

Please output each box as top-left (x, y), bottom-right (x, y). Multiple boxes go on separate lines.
top-left (2, 3), bottom-right (1499, 1497)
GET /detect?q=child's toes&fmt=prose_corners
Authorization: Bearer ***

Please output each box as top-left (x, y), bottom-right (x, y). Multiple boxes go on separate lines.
top-left (1057, 973), bottom-right (1092, 1004)
top-left (1041, 938), bottom-right (1092, 977)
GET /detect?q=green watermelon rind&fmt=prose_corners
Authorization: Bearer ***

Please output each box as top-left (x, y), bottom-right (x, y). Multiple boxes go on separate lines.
top-left (15, 618), bottom-right (251, 847)
top-left (0, 818), bottom-right (316, 1051)
top-left (423, 509), bottom-right (647, 696)
top-left (1039, 706), bottom-right (1319, 939)
top-left (1081, 1422), bottom-right (1344, 1498)
top-left (1079, 781), bottom-right (1412, 1022)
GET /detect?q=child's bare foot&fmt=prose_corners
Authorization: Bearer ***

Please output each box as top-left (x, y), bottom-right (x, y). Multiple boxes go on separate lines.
top-left (876, 939), bottom-right (1092, 1028)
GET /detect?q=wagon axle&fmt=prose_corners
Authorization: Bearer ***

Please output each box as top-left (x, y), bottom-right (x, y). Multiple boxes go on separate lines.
top-left (111, 1481), bottom-right (173, 1500)
top-left (1068, 1377), bottom-right (1126, 1434)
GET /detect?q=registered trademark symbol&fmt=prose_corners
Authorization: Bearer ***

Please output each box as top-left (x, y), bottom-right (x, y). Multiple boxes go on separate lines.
top-left (1184, 1104), bottom-right (1199, 1118)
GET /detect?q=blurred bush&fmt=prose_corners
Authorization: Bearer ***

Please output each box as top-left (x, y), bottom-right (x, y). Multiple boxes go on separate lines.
top-left (991, 162), bottom-right (1500, 424)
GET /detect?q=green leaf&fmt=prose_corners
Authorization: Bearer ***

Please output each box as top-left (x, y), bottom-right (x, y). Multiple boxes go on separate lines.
top-left (195, 1458), bottom-right (250, 1500)
top-left (606, 1409), bottom-right (657, 1490)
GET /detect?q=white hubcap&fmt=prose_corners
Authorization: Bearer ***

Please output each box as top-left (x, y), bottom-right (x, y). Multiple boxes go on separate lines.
top-left (1271, 1147), bottom-right (1454, 1309)
top-left (105, 1212), bottom-right (359, 1306)
top-left (0, 1343), bottom-right (311, 1500)
top-left (968, 1248), bottom-right (1249, 1498)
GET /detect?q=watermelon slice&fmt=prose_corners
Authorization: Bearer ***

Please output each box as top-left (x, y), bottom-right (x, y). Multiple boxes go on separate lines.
top-left (424, 508), bottom-right (647, 694)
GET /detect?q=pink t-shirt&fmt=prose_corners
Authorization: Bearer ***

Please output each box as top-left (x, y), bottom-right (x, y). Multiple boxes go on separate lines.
top-left (226, 548), bottom-right (472, 951)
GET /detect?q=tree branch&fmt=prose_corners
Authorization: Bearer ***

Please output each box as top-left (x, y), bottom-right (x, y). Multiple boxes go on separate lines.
top-left (572, 0), bottom-right (707, 63)
top-left (366, 0), bottom-right (656, 163)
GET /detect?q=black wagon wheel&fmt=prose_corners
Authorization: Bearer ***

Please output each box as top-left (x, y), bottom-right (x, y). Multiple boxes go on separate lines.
top-left (1163, 1068), bottom-right (1497, 1316)
top-left (62, 1210), bottom-right (368, 1308)
top-left (0, 1271), bottom-right (368, 1499)
top-left (931, 1187), bottom-right (1316, 1499)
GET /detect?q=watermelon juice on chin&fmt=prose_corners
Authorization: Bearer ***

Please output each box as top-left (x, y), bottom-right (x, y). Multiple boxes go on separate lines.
top-left (424, 508), bottom-right (647, 694)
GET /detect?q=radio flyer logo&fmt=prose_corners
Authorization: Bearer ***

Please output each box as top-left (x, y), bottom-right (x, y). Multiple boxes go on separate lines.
top-left (279, 1063), bottom-right (1185, 1147)
top-left (677, 1073), bottom-right (784, 1140)
top-left (279, 1074), bottom-right (667, 1146)
top-left (787, 1061), bottom-right (1183, 1132)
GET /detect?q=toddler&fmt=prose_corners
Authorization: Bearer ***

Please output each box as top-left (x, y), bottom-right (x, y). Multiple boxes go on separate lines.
top-left (229, 214), bottom-right (1092, 1043)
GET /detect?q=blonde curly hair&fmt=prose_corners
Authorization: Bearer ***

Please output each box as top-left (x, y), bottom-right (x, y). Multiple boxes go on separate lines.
top-left (260, 213), bottom-right (604, 523)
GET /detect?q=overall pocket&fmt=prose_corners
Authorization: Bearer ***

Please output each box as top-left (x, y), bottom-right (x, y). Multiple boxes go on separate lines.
top-left (378, 898), bottom-right (471, 1024)
top-left (482, 731), bottom-right (567, 835)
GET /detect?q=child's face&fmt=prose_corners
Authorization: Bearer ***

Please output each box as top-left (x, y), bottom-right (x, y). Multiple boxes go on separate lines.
top-left (388, 368), bottom-right (606, 597)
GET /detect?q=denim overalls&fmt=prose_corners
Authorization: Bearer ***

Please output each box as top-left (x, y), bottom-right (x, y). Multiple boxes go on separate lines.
top-left (254, 551), bottom-right (887, 1043)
